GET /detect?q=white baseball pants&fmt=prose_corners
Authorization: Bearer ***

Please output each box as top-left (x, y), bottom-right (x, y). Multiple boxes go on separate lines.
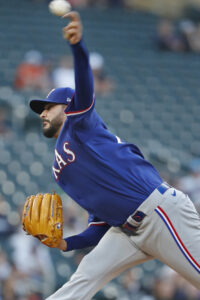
top-left (46, 187), bottom-right (200, 300)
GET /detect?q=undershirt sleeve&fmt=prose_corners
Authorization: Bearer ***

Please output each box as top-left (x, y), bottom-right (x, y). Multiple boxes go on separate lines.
top-left (64, 223), bottom-right (110, 251)
top-left (65, 39), bottom-right (95, 117)
top-left (65, 214), bottom-right (111, 251)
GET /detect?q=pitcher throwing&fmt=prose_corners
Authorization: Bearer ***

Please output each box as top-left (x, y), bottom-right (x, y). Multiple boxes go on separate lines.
top-left (26, 11), bottom-right (200, 299)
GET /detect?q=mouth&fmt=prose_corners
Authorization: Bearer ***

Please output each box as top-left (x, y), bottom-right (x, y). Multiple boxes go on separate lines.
top-left (42, 120), bottom-right (50, 127)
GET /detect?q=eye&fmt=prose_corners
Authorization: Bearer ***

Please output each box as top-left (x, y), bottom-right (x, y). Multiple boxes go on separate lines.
top-left (45, 104), bottom-right (55, 110)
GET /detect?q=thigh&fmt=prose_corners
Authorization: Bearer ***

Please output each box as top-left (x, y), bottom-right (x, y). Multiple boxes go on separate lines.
top-left (149, 191), bottom-right (200, 289)
top-left (77, 227), bottom-right (152, 280)
top-left (47, 227), bottom-right (152, 300)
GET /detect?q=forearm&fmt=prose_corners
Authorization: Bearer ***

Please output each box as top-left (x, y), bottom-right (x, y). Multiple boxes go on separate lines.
top-left (59, 224), bottom-right (110, 252)
top-left (62, 12), bottom-right (94, 113)
top-left (70, 40), bottom-right (94, 110)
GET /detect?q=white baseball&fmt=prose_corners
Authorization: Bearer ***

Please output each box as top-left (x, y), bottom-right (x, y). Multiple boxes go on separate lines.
top-left (49, 0), bottom-right (71, 17)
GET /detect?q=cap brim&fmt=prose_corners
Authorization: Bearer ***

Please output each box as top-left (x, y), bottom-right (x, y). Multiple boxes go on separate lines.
top-left (30, 99), bottom-right (56, 114)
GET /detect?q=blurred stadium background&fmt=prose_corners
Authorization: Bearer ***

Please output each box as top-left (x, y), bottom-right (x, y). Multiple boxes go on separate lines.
top-left (1, 0), bottom-right (200, 299)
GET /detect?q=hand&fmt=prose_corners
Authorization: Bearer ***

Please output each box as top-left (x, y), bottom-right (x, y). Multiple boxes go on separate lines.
top-left (62, 11), bottom-right (82, 44)
top-left (57, 239), bottom-right (67, 251)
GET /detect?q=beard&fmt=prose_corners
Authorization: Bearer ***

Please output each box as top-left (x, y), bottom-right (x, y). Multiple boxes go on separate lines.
top-left (42, 116), bottom-right (64, 138)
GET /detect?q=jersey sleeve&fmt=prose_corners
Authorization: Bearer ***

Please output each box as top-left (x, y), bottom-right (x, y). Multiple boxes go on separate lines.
top-left (65, 39), bottom-right (95, 118)
top-left (63, 215), bottom-right (110, 251)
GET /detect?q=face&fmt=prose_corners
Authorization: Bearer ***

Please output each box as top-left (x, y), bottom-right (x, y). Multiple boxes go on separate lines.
top-left (40, 103), bottom-right (67, 138)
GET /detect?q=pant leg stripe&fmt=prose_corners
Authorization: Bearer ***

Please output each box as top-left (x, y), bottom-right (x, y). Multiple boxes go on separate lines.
top-left (155, 206), bottom-right (200, 274)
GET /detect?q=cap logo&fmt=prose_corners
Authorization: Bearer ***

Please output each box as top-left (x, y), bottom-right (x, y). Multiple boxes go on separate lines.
top-left (66, 97), bottom-right (71, 103)
top-left (46, 88), bottom-right (55, 98)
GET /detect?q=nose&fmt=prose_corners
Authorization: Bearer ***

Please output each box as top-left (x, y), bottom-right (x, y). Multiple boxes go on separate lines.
top-left (40, 109), bottom-right (47, 119)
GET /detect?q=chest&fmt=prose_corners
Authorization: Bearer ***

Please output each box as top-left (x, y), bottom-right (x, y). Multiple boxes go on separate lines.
top-left (52, 141), bottom-right (77, 181)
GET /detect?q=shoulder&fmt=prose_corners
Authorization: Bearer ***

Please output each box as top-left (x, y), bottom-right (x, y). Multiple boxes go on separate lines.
top-left (67, 108), bottom-right (103, 128)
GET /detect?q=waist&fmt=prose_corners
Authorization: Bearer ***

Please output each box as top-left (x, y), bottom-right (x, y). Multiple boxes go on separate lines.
top-left (156, 182), bottom-right (171, 194)
top-left (122, 182), bottom-right (174, 231)
top-left (139, 182), bottom-right (173, 213)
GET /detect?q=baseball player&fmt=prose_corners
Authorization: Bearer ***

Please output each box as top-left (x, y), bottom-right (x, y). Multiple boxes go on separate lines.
top-left (27, 11), bottom-right (200, 299)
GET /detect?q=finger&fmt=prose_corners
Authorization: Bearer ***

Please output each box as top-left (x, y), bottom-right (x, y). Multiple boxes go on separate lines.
top-left (26, 195), bottom-right (34, 223)
top-left (32, 194), bottom-right (43, 234)
top-left (32, 194), bottom-right (43, 222)
top-left (52, 193), bottom-right (62, 223)
top-left (63, 28), bottom-right (78, 36)
top-left (63, 25), bottom-right (79, 38)
top-left (70, 35), bottom-right (80, 44)
top-left (62, 11), bottom-right (80, 22)
top-left (23, 195), bottom-right (35, 233)
top-left (63, 30), bottom-right (73, 41)
top-left (40, 193), bottom-right (51, 226)
top-left (63, 29), bottom-right (78, 42)
top-left (64, 21), bottom-right (79, 31)
top-left (22, 197), bottom-right (30, 229)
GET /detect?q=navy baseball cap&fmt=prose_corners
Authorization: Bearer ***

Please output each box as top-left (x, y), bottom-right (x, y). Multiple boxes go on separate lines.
top-left (30, 87), bottom-right (75, 114)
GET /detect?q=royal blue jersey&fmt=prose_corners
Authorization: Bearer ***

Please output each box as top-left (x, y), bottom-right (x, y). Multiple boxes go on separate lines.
top-left (52, 40), bottom-right (162, 230)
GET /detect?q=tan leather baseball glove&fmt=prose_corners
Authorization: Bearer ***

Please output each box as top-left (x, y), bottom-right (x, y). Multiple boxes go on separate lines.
top-left (22, 193), bottom-right (63, 248)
